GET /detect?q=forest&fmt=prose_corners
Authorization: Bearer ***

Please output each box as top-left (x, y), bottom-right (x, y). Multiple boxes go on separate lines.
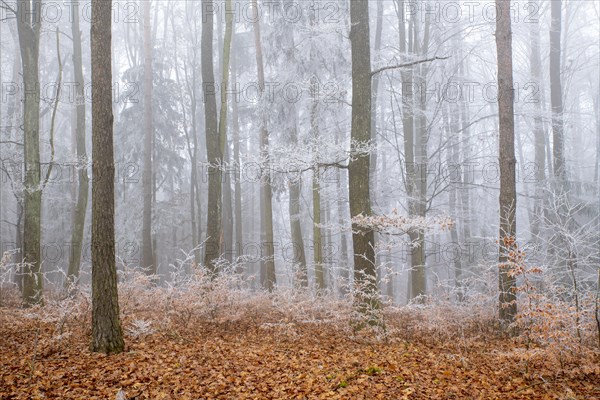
top-left (0, 0), bottom-right (599, 398)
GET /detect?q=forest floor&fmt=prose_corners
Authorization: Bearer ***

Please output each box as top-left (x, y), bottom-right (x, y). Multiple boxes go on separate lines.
top-left (1, 297), bottom-right (599, 399)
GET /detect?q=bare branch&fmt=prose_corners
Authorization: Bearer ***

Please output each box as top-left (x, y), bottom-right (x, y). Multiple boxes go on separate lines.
top-left (371, 56), bottom-right (449, 77)
top-left (0, 0), bottom-right (16, 15)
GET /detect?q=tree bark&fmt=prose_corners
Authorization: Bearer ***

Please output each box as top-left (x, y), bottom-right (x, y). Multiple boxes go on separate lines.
top-left (411, 15), bottom-right (431, 301)
top-left (550, 0), bottom-right (567, 187)
top-left (66, 0), bottom-right (89, 288)
top-left (141, 0), bottom-right (155, 274)
top-left (17, 0), bottom-right (43, 306)
top-left (349, 0), bottom-right (377, 309)
top-left (231, 39), bottom-right (244, 267)
top-left (445, 104), bottom-right (463, 300)
top-left (90, 0), bottom-right (125, 354)
top-left (218, 0), bottom-right (234, 264)
top-left (529, 7), bottom-right (546, 239)
top-left (594, 93), bottom-right (599, 186)
top-left (202, 0), bottom-right (222, 272)
top-left (251, 0), bottom-right (276, 291)
top-left (311, 77), bottom-right (324, 291)
top-left (496, 0), bottom-right (518, 324)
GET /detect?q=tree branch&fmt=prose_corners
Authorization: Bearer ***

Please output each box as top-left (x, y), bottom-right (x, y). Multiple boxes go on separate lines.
top-left (371, 56), bottom-right (449, 77)
top-left (0, 140), bottom-right (23, 146)
top-left (0, 0), bottom-right (16, 15)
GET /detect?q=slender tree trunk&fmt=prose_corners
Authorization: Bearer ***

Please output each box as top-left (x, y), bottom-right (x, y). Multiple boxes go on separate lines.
top-left (397, 0), bottom-right (418, 301)
top-left (550, 0), bottom-right (567, 187)
top-left (313, 167), bottom-right (324, 291)
top-left (90, 0), bottom-right (125, 354)
top-left (5, 26), bottom-right (22, 288)
top-left (222, 147), bottom-right (234, 263)
top-left (141, 0), bottom-right (155, 274)
top-left (171, 8), bottom-right (200, 263)
top-left (17, 0), bottom-right (43, 306)
top-left (218, 0), bottom-right (234, 264)
top-left (459, 90), bottom-right (472, 246)
top-left (311, 79), bottom-right (324, 291)
top-left (370, 0), bottom-right (383, 291)
top-left (446, 104), bottom-right (463, 300)
top-left (594, 94), bottom-right (599, 185)
top-left (251, 0), bottom-right (276, 291)
top-left (349, 0), bottom-right (377, 309)
top-left (14, 203), bottom-right (23, 291)
top-left (66, 0), bottom-right (89, 288)
top-left (369, 0), bottom-right (383, 200)
top-left (529, 8), bottom-right (547, 239)
top-left (231, 42), bottom-right (244, 266)
top-left (202, 0), bottom-right (222, 272)
top-left (288, 104), bottom-right (307, 286)
top-left (336, 130), bottom-right (349, 294)
top-left (411, 16), bottom-right (431, 301)
top-left (496, 0), bottom-right (518, 324)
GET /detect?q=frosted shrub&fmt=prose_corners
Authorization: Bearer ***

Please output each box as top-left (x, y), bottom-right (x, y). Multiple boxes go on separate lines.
top-left (126, 319), bottom-right (155, 338)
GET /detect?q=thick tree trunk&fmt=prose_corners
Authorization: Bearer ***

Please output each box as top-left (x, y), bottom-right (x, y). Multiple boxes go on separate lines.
top-left (90, 0), bottom-right (125, 354)
top-left (66, 0), bottom-right (89, 288)
top-left (349, 0), bottom-right (377, 309)
top-left (251, 0), bottom-right (276, 291)
top-left (202, 0), bottom-right (222, 272)
top-left (496, 0), bottom-right (518, 324)
top-left (17, 0), bottom-right (43, 306)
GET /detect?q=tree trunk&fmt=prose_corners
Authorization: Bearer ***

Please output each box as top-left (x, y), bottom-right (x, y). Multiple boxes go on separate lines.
top-left (349, 0), bottom-right (377, 310)
top-left (287, 104), bottom-right (307, 286)
top-left (202, 0), bottom-right (222, 272)
top-left (529, 8), bottom-right (547, 239)
top-left (17, 0), bottom-right (43, 306)
top-left (218, 0), bottom-right (234, 264)
top-left (66, 0), bottom-right (89, 288)
top-left (446, 104), bottom-right (463, 300)
top-left (370, 0), bottom-right (383, 292)
top-left (231, 40), bottom-right (244, 267)
top-left (459, 92), bottom-right (472, 246)
top-left (411, 15), bottom-right (431, 301)
top-left (311, 78), bottom-right (324, 291)
top-left (90, 0), bottom-right (125, 354)
top-left (251, 0), bottom-right (276, 291)
top-left (496, 0), bottom-right (518, 324)
top-left (550, 0), bottom-right (567, 187)
top-left (369, 0), bottom-right (383, 200)
top-left (397, 0), bottom-right (424, 301)
top-left (594, 93), bottom-right (599, 186)
top-left (313, 167), bottom-right (324, 291)
top-left (141, 0), bottom-right (155, 274)
top-left (336, 133), bottom-right (349, 295)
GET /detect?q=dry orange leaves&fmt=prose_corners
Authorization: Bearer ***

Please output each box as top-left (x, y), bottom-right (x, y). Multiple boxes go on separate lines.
top-left (0, 309), bottom-right (598, 399)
